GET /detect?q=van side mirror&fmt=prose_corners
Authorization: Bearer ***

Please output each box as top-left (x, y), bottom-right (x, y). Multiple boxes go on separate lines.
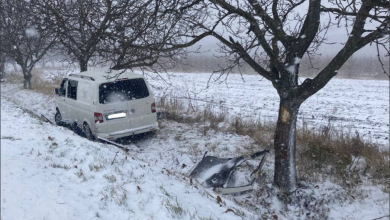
top-left (54, 88), bottom-right (59, 95)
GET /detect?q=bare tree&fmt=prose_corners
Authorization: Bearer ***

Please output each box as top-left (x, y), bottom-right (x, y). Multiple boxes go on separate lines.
top-left (1, 0), bottom-right (56, 89)
top-left (36, 0), bottom-right (148, 72)
top-left (34, 0), bottom-right (208, 74)
top-left (157, 0), bottom-right (389, 195)
top-left (99, 0), bottom-right (210, 73)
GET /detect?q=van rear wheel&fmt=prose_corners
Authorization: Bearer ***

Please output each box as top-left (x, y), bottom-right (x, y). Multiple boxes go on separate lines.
top-left (55, 110), bottom-right (62, 125)
top-left (83, 123), bottom-right (95, 141)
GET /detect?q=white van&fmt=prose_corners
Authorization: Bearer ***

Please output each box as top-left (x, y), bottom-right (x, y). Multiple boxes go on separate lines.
top-left (54, 69), bottom-right (158, 141)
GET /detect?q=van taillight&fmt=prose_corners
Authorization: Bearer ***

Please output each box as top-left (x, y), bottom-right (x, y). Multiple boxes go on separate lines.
top-left (94, 112), bottom-right (104, 123)
top-left (151, 102), bottom-right (156, 113)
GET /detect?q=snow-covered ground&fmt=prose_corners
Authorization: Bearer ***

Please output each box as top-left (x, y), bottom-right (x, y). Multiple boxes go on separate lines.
top-left (1, 78), bottom-right (389, 219)
top-left (143, 72), bottom-right (389, 147)
top-left (1, 98), bottom-right (252, 220)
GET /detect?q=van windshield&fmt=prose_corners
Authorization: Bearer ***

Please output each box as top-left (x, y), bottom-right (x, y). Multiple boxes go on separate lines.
top-left (99, 78), bottom-right (149, 104)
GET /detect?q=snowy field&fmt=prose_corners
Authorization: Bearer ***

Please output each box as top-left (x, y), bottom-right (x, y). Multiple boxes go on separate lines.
top-left (23, 68), bottom-right (390, 147)
top-left (1, 70), bottom-right (389, 220)
top-left (144, 72), bottom-right (389, 147)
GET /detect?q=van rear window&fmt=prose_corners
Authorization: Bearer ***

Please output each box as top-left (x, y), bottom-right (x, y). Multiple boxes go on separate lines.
top-left (99, 78), bottom-right (149, 104)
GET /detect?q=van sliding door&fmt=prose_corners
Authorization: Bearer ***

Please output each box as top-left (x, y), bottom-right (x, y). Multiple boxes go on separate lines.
top-left (66, 80), bottom-right (78, 124)
top-left (57, 78), bottom-right (68, 121)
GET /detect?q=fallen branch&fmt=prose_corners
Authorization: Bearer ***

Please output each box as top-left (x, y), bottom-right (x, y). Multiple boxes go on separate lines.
top-left (372, 215), bottom-right (390, 220)
top-left (98, 137), bottom-right (130, 152)
top-left (40, 114), bottom-right (54, 124)
top-left (111, 151), bottom-right (119, 165)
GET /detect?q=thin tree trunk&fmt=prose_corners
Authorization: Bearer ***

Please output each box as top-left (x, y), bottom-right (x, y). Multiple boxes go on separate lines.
top-left (23, 70), bottom-right (32, 89)
top-left (273, 98), bottom-right (300, 194)
top-left (12, 62), bottom-right (18, 72)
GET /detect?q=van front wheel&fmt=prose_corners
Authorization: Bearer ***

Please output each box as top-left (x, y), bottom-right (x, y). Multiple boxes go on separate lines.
top-left (55, 111), bottom-right (62, 125)
top-left (83, 123), bottom-right (95, 141)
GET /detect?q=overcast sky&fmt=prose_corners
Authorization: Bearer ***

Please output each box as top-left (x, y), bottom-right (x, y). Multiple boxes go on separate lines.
top-left (193, 32), bottom-right (385, 58)
top-left (191, 1), bottom-right (388, 58)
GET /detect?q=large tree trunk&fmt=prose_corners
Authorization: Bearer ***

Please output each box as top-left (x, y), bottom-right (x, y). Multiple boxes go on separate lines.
top-left (79, 59), bottom-right (88, 72)
top-left (0, 60), bottom-right (4, 78)
top-left (273, 98), bottom-right (300, 194)
top-left (23, 70), bottom-right (32, 89)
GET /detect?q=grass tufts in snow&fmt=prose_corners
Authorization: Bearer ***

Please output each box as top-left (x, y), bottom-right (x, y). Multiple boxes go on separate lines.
top-left (75, 169), bottom-right (87, 181)
top-left (56, 150), bottom-right (67, 158)
top-left (198, 216), bottom-right (214, 220)
top-left (159, 185), bottom-right (172, 198)
top-left (50, 163), bottom-right (70, 170)
top-left (3, 69), bottom-right (60, 95)
top-left (103, 174), bottom-right (117, 183)
top-left (297, 121), bottom-right (390, 191)
top-left (158, 96), bottom-right (389, 193)
top-left (1, 136), bottom-right (21, 141)
top-left (227, 116), bottom-right (274, 148)
top-left (100, 185), bottom-right (128, 206)
top-left (165, 198), bottom-right (186, 219)
top-left (157, 95), bottom-right (226, 135)
top-left (88, 163), bottom-right (105, 172)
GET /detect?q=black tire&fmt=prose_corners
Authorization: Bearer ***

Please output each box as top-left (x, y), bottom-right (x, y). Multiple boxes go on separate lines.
top-left (55, 110), bottom-right (62, 125)
top-left (72, 122), bottom-right (84, 136)
top-left (83, 123), bottom-right (95, 140)
top-left (143, 131), bottom-right (157, 138)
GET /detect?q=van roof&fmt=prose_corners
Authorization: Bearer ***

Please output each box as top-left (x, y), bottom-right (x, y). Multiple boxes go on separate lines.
top-left (68, 69), bottom-right (144, 83)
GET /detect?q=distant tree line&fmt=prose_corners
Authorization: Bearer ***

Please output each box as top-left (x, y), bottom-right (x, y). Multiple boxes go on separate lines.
top-left (171, 54), bottom-right (389, 79)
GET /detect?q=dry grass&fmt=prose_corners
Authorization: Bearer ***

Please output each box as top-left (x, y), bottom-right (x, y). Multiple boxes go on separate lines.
top-left (227, 116), bottom-right (275, 147)
top-left (297, 121), bottom-right (389, 190)
top-left (2, 71), bottom-right (24, 84)
top-left (3, 69), bottom-right (60, 96)
top-left (158, 95), bottom-right (226, 131)
top-left (157, 96), bottom-right (389, 191)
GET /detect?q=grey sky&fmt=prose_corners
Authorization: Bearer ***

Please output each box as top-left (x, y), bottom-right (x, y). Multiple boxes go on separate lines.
top-left (190, 1), bottom-right (388, 58)
top-left (194, 31), bottom-right (385, 57)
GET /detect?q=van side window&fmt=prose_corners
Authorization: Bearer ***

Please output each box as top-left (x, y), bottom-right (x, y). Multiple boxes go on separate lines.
top-left (59, 78), bottom-right (68, 96)
top-left (67, 80), bottom-right (78, 100)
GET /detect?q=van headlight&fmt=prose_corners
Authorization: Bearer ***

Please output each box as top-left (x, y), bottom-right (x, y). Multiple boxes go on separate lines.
top-left (106, 112), bottom-right (127, 120)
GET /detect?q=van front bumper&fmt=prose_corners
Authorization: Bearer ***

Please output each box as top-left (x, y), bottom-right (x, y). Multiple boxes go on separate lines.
top-left (95, 122), bottom-right (159, 140)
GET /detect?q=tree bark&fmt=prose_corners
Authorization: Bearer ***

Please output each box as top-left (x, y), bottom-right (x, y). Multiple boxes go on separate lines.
top-left (0, 60), bottom-right (4, 78)
top-left (79, 59), bottom-right (88, 72)
top-left (23, 71), bottom-right (32, 89)
top-left (12, 62), bottom-right (18, 72)
top-left (273, 98), bottom-right (300, 193)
